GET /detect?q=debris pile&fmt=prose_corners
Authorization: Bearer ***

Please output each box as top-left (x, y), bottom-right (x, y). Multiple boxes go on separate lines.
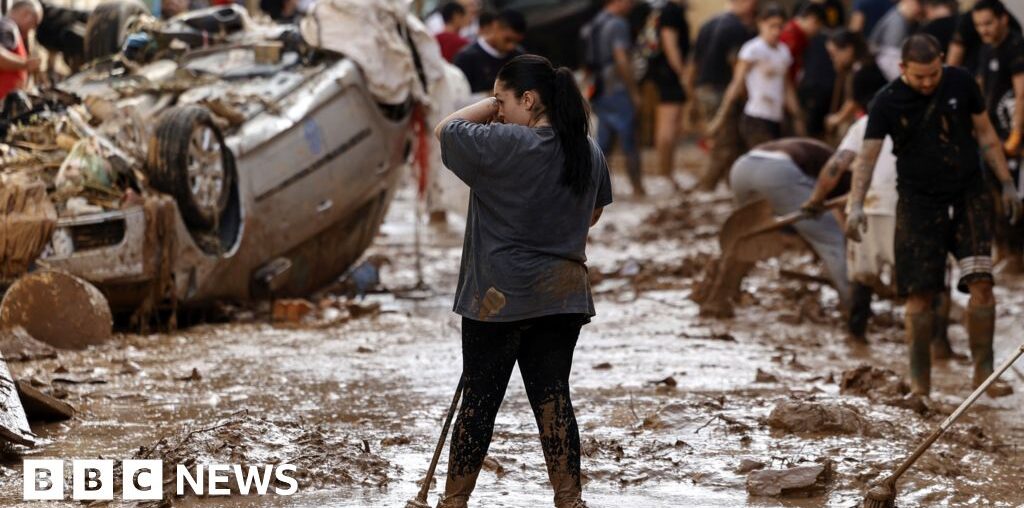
top-left (131, 411), bottom-right (394, 500)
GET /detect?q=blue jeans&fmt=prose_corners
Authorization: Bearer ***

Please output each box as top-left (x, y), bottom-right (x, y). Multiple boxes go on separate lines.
top-left (592, 90), bottom-right (642, 190)
top-left (730, 153), bottom-right (851, 307)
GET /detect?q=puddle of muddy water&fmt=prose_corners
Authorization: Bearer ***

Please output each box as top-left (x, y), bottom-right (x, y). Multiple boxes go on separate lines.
top-left (1, 159), bottom-right (1023, 508)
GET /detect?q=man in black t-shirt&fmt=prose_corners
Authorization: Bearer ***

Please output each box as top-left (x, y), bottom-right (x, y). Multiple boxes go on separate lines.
top-left (975, 0), bottom-right (1024, 154)
top-left (846, 34), bottom-right (1021, 398)
top-left (974, 0), bottom-right (1024, 273)
top-left (692, 0), bottom-right (757, 191)
top-left (947, 0), bottom-right (1021, 75)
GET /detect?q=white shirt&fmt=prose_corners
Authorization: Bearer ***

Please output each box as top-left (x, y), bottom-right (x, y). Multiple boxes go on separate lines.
top-left (738, 37), bottom-right (792, 122)
top-left (476, 37), bottom-right (504, 58)
top-left (839, 116), bottom-right (897, 216)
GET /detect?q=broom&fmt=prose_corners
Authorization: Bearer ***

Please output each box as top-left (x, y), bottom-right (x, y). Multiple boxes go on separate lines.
top-left (863, 341), bottom-right (1024, 507)
top-left (405, 376), bottom-right (464, 508)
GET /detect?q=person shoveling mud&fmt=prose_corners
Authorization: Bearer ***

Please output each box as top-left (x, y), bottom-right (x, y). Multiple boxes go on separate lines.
top-left (424, 54), bottom-right (611, 508)
top-left (698, 137), bottom-right (850, 317)
top-left (843, 34), bottom-right (1021, 398)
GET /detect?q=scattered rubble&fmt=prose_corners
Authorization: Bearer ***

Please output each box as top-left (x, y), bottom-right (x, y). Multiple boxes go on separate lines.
top-left (177, 367), bottom-right (202, 382)
top-left (482, 456), bottom-right (506, 478)
top-left (754, 369), bottom-right (779, 383)
top-left (746, 460), bottom-right (833, 497)
top-left (735, 458), bottom-right (766, 474)
top-left (840, 365), bottom-right (909, 398)
top-left (131, 412), bottom-right (394, 499)
top-left (0, 326), bottom-right (57, 361)
top-left (767, 399), bottom-right (871, 435)
top-left (272, 299), bottom-right (316, 324)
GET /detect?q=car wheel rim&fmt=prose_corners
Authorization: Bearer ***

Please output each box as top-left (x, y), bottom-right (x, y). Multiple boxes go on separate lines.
top-left (186, 124), bottom-right (225, 218)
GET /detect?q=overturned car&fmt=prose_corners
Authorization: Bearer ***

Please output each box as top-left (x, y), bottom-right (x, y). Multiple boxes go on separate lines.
top-left (0, 1), bottom-right (448, 322)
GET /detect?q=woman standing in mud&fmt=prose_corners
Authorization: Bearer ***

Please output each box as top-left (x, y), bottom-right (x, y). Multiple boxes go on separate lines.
top-left (433, 54), bottom-right (612, 508)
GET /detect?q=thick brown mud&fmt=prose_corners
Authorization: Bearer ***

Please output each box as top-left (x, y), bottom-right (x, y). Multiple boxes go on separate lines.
top-left (1, 150), bottom-right (1023, 507)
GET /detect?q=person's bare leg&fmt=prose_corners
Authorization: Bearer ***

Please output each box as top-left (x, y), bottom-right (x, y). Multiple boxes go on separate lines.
top-left (655, 103), bottom-right (683, 190)
top-left (904, 292), bottom-right (935, 396)
top-left (965, 280), bottom-right (1013, 397)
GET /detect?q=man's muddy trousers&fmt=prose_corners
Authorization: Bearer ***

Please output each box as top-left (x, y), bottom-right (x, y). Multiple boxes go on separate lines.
top-left (440, 314), bottom-right (586, 508)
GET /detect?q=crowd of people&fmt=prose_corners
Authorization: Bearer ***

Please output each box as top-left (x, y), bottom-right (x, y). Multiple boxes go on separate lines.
top-left (539, 0), bottom-right (1022, 402)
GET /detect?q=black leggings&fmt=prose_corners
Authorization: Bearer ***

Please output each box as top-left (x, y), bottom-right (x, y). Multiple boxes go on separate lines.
top-left (445, 313), bottom-right (586, 506)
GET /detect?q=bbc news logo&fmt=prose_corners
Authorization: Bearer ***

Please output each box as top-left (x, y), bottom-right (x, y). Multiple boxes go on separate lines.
top-left (23, 459), bottom-right (298, 500)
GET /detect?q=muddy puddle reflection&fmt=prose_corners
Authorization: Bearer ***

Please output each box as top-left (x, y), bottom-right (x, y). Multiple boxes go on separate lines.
top-left (2, 164), bottom-right (1023, 507)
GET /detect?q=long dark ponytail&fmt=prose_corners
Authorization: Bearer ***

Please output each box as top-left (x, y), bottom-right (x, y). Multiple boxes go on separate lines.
top-left (497, 55), bottom-right (593, 197)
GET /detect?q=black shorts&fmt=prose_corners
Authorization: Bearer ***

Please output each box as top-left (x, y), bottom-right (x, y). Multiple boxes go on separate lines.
top-left (651, 64), bottom-right (686, 104)
top-left (894, 187), bottom-right (994, 296)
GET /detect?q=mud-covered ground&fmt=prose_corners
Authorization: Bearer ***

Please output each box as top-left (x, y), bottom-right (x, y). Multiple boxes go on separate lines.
top-left (2, 148), bottom-right (1024, 507)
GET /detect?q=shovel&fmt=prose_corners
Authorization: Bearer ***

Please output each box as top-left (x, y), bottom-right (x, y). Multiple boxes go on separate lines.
top-left (718, 195), bottom-right (848, 257)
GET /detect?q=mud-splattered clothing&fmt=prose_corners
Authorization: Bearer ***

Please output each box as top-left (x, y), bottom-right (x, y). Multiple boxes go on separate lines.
top-left (729, 148), bottom-right (851, 306)
top-left (894, 186), bottom-right (994, 295)
top-left (444, 314), bottom-right (586, 507)
top-left (440, 120), bottom-right (613, 322)
top-left (865, 66), bottom-right (986, 203)
top-left (865, 66), bottom-right (993, 295)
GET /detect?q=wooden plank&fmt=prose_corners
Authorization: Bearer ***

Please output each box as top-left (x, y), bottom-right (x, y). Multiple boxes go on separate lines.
top-left (15, 381), bottom-right (75, 422)
top-left (0, 353), bottom-right (35, 446)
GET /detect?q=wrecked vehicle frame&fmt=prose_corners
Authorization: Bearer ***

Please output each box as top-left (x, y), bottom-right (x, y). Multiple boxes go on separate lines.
top-left (14, 4), bottom-right (418, 317)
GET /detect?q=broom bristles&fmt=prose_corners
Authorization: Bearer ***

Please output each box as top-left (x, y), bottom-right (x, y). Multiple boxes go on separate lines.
top-left (862, 482), bottom-right (896, 508)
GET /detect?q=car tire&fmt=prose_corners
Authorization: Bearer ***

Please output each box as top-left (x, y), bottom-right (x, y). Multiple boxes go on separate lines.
top-left (146, 105), bottom-right (235, 231)
top-left (84, 0), bottom-right (147, 63)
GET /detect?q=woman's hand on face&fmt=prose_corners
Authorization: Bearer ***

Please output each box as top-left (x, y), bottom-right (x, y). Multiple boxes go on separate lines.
top-left (485, 97), bottom-right (501, 123)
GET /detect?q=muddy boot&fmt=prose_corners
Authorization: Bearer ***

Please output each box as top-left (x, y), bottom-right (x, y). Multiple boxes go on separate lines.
top-left (965, 304), bottom-right (1014, 398)
top-left (847, 282), bottom-right (872, 344)
top-left (436, 472), bottom-right (477, 508)
top-left (930, 292), bottom-right (961, 360)
top-left (905, 311), bottom-right (933, 397)
top-left (550, 468), bottom-right (582, 508)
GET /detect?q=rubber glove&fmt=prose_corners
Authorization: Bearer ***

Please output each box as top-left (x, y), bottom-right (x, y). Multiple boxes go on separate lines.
top-left (1000, 179), bottom-right (1022, 225)
top-left (845, 203), bottom-right (867, 242)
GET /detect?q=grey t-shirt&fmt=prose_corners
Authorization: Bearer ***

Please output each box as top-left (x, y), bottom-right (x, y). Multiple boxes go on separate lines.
top-left (591, 10), bottom-right (632, 97)
top-left (440, 119), bottom-right (613, 322)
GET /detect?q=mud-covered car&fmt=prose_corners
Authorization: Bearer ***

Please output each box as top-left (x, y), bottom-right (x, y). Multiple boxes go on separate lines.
top-left (2, 2), bottom-right (422, 315)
